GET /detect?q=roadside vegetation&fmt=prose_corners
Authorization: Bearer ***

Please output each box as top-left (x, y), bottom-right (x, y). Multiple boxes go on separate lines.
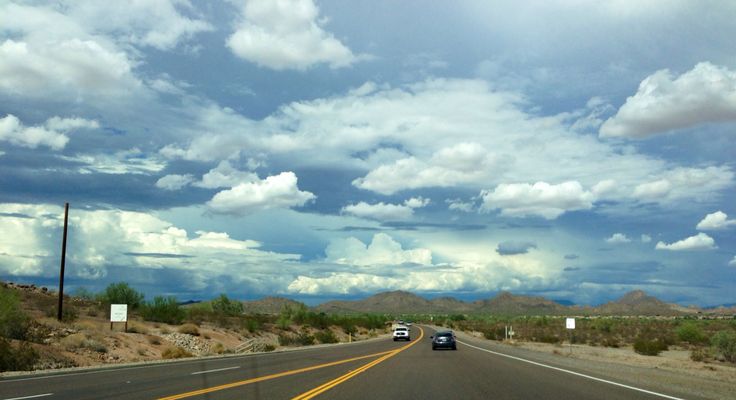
top-left (425, 314), bottom-right (736, 362)
top-left (0, 281), bottom-right (390, 373)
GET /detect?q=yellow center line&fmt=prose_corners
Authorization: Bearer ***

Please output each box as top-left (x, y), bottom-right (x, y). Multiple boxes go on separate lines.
top-left (156, 349), bottom-right (394, 400)
top-left (291, 327), bottom-right (425, 400)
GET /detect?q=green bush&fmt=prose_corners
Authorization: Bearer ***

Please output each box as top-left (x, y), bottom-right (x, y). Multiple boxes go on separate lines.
top-left (141, 296), bottom-right (185, 324)
top-left (315, 330), bottom-right (338, 344)
top-left (211, 294), bottom-right (244, 316)
top-left (0, 338), bottom-right (38, 372)
top-left (633, 337), bottom-right (668, 356)
top-left (0, 287), bottom-right (29, 340)
top-left (710, 330), bottom-right (736, 363)
top-left (676, 323), bottom-right (706, 344)
top-left (99, 282), bottom-right (144, 309)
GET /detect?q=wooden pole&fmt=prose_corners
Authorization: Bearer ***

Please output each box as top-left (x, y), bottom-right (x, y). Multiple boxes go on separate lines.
top-left (57, 203), bottom-right (69, 321)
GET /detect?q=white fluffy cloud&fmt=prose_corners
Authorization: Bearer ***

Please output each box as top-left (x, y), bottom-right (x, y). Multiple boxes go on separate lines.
top-left (480, 181), bottom-right (595, 219)
top-left (207, 171), bottom-right (315, 215)
top-left (226, 0), bottom-right (359, 70)
top-left (162, 79), bottom-right (733, 210)
top-left (655, 233), bottom-right (716, 251)
top-left (730, 256), bottom-right (736, 267)
top-left (600, 62), bottom-right (736, 138)
top-left (341, 197), bottom-right (429, 221)
top-left (641, 234), bottom-right (652, 243)
top-left (0, 203), bottom-right (299, 283)
top-left (324, 233), bottom-right (432, 266)
top-left (193, 160), bottom-right (258, 189)
top-left (696, 211), bottom-right (736, 231)
top-left (606, 233), bottom-right (631, 244)
top-left (156, 174), bottom-right (195, 191)
top-left (0, 114), bottom-right (98, 150)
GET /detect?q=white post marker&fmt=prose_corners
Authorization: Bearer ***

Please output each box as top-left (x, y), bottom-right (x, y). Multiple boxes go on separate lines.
top-left (110, 304), bottom-right (128, 332)
top-left (566, 317), bottom-right (575, 354)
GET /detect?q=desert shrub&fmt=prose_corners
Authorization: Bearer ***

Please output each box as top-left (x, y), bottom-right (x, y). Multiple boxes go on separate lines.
top-left (278, 333), bottom-right (295, 346)
top-left (690, 347), bottom-right (713, 362)
top-left (0, 287), bottom-right (30, 340)
top-left (677, 323), bottom-right (707, 345)
top-left (141, 296), bottom-right (185, 325)
top-left (98, 282), bottom-right (144, 310)
top-left (60, 333), bottom-right (107, 353)
top-left (315, 330), bottom-right (338, 344)
top-left (211, 294), bottom-right (244, 316)
top-left (276, 314), bottom-right (291, 330)
top-left (0, 338), bottom-right (38, 372)
top-left (161, 346), bottom-right (192, 359)
top-left (56, 305), bottom-right (79, 322)
top-left (296, 332), bottom-right (315, 346)
top-left (710, 330), bottom-right (736, 363)
top-left (147, 336), bottom-right (162, 345)
top-left (178, 323), bottom-right (200, 336)
top-left (263, 344), bottom-right (276, 352)
top-left (242, 318), bottom-right (260, 333)
top-left (482, 326), bottom-right (507, 341)
top-left (211, 342), bottom-right (225, 354)
top-left (602, 337), bottom-right (620, 348)
top-left (537, 335), bottom-right (561, 344)
top-left (127, 323), bottom-right (149, 334)
top-left (633, 337), bottom-right (668, 356)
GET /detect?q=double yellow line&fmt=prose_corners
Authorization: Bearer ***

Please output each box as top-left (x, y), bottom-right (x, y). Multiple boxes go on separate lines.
top-left (157, 327), bottom-right (423, 400)
top-left (292, 327), bottom-right (424, 399)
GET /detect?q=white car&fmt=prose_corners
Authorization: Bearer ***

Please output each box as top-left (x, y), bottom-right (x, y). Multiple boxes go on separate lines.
top-left (393, 326), bottom-right (411, 341)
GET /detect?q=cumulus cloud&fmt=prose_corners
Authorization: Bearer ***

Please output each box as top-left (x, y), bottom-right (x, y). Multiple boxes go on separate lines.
top-left (600, 62), bottom-right (736, 138)
top-left (696, 211), bottom-right (736, 231)
top-left (226, 0), bottom-right (359, 70)
top-left (194, 160), bottom-right (258, 189)
top-left (0, 203), bottom-right (298, 281)
top-left (641, 234), bottom-right (652, 243)
top-left (496, 241), bottom-right (537, 255)
top-left (325, 233), bottom-right (432, 266)
top-left (655, 233), bottom-right (716, 251)
top-left (341, 197), bottom-right (429, 221)
top-left (353, 143), bottom-right (503, 195)
top-left (606, 233), bottom-right (631, 244)
top-left (156, 174), bottom-right (195, 191)
top-left (162, 78), bottom-right (733, 209)
top-left (0, 114), bottom-right (98, 150)
top-left (480, 181), bottom-right (595, 219)
top-left (207, 171), bottom-right (315, 215)
top-left (446, 198), bottom-right (475, 213)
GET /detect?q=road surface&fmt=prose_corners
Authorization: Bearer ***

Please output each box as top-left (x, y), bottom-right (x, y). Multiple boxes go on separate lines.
top-left (1, 326), bottom-right (693, 399)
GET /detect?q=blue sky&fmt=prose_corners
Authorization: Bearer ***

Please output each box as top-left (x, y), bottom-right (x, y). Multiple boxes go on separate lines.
top-left (1, 0), bottom-right (735, 306)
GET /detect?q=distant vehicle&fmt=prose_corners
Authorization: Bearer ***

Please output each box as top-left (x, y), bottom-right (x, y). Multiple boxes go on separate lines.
top-left (398, 320), bottom-right (405, 325)
top-left (431, 331), bottom-right (456, 350)
top-left (393, 326), bottom-right (411, 341)
top-left (405, 321), bottom-right (412, 326)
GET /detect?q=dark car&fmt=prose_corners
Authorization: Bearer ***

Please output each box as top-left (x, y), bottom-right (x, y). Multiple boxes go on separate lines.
top-left (431, 331), bottom-right (457, 350)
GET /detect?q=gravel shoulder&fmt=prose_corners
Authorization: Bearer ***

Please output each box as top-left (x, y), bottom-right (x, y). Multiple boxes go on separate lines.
top-left (428, 325), bottom-right (735, 400)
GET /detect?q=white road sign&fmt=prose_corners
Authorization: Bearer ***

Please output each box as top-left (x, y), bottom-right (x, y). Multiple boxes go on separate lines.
top-left (110, 304), bottom-right (128, 322)
top-left (566, 317), bottom-right (575, 329)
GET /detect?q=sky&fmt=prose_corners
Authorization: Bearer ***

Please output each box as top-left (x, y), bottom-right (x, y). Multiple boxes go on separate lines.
top-left (1, 0), bottom-right (735, 307)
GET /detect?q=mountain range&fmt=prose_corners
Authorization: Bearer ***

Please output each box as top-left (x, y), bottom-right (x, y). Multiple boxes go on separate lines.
top-left (244, 290), bottom-right (733, 316)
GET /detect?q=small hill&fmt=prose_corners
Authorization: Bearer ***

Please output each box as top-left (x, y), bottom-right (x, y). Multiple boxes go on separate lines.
top-left (475, 291), bottom-right (569, 315)
top-left (594, 290), bottom-right (685, 316)
top-left (315, 290), bottom-right (437, 314)
top-left (241, 297), bottom-right (305, 314)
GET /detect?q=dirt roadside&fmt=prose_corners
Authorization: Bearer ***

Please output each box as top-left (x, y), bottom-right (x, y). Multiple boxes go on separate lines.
top-left (441, 326), bottom-right (735, 400)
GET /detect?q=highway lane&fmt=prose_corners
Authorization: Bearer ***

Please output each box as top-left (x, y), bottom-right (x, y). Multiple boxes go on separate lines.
top-left (0, 335), bottom-right (407, 400)
top-left (1, 325), bottom-right (696, 399)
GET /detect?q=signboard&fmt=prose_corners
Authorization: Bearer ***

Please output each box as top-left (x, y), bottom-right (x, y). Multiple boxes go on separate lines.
top-left (566, 317), bottom-right (575, 329)
top-left (110, 304), bottom-right (128, 322)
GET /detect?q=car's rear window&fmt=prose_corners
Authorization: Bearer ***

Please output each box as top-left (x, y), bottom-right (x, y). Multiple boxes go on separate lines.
top-left (396, 328), bottom-right (407, 331)
top-left (437, 332), bottom-right (452, 337)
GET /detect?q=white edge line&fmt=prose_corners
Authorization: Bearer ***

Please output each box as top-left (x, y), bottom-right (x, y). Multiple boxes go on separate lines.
top-left (3, 393), bottom-right (54, 400)
top-left (190, 366), bottom-right (240, 375)
top-left (458, 340), bottom-right (684, 400)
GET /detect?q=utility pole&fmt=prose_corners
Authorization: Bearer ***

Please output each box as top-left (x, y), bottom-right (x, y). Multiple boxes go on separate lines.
top-left (57, 202), bottom-right (69, 321)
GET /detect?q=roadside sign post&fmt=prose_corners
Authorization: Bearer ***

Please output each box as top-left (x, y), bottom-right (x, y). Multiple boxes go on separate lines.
top-left (566, 318), bottom-right (575, 354)
top-left (110, 304), bottom-right (128, 332)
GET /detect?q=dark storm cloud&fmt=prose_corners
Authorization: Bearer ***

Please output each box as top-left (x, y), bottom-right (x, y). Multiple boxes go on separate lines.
top-left (496, 241), bottom-right (537, 255)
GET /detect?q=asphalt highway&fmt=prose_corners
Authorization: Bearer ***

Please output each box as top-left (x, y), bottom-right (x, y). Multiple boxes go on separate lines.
top-left (1, 326), bottom-right (693, 400)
